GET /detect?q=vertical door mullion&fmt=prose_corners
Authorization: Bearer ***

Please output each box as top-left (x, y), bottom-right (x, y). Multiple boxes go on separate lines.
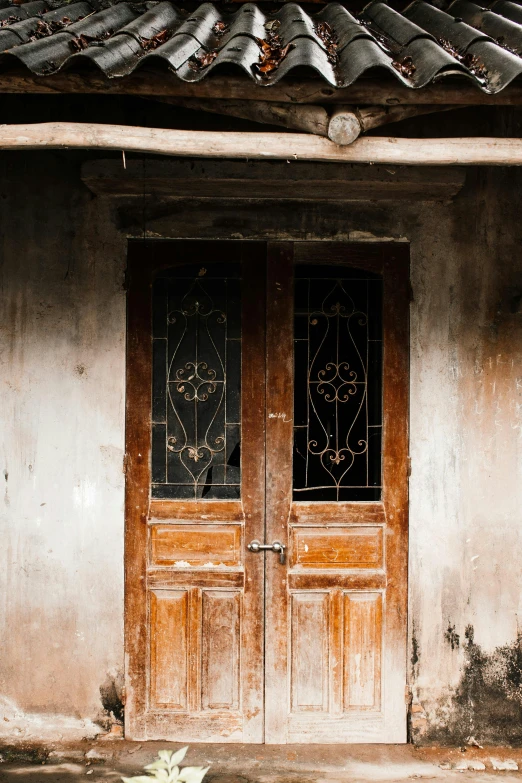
top-left (241, 245), bottom-right (268, 742)
top-left (264, 243), bottom-right (294, 743)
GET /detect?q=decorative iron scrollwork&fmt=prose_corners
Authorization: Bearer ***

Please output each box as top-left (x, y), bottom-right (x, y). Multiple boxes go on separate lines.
top-left (293, 268), bottom-right (383, 502)
top-left (151, 264), bottom-right (241, 500)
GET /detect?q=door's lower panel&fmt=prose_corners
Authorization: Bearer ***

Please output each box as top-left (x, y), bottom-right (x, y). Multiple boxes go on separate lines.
top-left (289, 591), bottom-right (383, 711)
top-left (131, 712), bottom-right (244, 743)
top-left (149, 588), bottom-right (241, 713)
top-left (287, 713), bottom-right (386, 744)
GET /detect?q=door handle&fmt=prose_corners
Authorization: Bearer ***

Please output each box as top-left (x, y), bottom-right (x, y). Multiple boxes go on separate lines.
top-left (248, 540), bottom-right (286, 565)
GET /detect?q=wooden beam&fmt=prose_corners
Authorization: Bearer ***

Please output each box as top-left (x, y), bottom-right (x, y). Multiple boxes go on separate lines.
top-left (82, 158), bottom-right (466, 201)
top-left (1, 69), bottom-right (522, 105)
top-left (1, 122), bottom-right (522, 164)
top-left (151, 97), bottom-right (330, 136)
top-left (328, 104), bottom-right (466, 143)
top-left (356, 104), bottom-right (466, 132)
top-left (155, 98), bottom-right (464, 144)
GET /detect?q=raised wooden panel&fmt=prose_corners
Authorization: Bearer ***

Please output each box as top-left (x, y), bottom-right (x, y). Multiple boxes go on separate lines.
top-left (289, 572), bottom-right (386, 591)
top-left (291, 593), bottom-right (329, 712)
top-left (149, 500), bottom-right (244, 522)
top-left (150, 590), bottom-right (188, 710)
top-left (148, 570), bottom-right (244, 588)
top-left (150, 524), bottom-right (241, 567)
top-left (202, 591), bottom-right (241, 711)
top-left (291, 527), bottom-right (384, 569)
top-left (343, 592), bottom-right (382, 711)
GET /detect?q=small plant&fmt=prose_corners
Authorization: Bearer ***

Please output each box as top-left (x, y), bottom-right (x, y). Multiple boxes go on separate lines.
top-left (122, 747), bottom-right (209, 783)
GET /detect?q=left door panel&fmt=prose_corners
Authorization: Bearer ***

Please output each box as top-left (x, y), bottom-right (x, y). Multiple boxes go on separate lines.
top-left (125, 241), bottom-right (266, 742)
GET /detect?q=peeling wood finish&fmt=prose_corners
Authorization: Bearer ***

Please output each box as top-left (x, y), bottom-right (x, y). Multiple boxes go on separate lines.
top-left (126, 240), bottom-right (408, 743)
top-left (125, 241), bottom-right (266, 742)
top-left (264, 242), bottom-right (409, 743)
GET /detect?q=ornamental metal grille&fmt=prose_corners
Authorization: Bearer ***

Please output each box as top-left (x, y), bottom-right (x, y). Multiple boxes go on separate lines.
top-left (151, 262), bottom-right (241, 500)
top-left (293, 264), bottom-right (383, 502)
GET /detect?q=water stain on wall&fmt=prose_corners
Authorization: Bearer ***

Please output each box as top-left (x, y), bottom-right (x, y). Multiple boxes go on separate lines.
top-left (99, 670), bottom-right (124, 727)
top-left (419, 626), bottom-right (522, 745)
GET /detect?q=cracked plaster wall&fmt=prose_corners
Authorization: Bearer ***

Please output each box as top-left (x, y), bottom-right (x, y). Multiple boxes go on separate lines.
top-left (0, 145), bottom-right (521, 743)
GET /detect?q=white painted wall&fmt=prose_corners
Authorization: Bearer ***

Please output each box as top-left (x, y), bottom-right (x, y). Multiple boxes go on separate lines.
top-left (0, 154), bottom-right (521, 742)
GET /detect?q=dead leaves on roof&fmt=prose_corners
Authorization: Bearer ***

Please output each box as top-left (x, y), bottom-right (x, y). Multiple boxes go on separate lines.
top-left (189, 48), bottom-right (217, 70)
top-left (0, 15), bottom-right (20, 28)
top-left (392, 55), bottom-right (416, 78)
top-left (314, 21), bottom-right (338, 65)
top-left (438, 37), bottom-right (488, 82)
top-left (138, 28), bottom-right (172, 52)
top-left (69, 29), bottom-right (113, 52)
top-left (28, 16), bottom-right (77, 42)
top-left (212, 20), bottom-right (229, 37)
top-left (253, 21), bottom-right (293, 78)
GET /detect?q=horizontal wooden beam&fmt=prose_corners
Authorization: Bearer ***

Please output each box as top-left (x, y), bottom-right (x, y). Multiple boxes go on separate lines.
top-left (1, 69), bottom-right (522, 105)
top-left (82, 158), bottom-right (466, 201)
top-left (2, 122), bottom-right (522, 165)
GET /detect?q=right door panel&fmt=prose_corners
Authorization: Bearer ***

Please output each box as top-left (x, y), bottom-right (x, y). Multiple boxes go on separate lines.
top-left (264, 242), bottom-right (409, 744)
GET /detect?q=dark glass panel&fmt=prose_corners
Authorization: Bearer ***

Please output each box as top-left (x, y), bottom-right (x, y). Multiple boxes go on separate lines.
top-left (152, 483), bottom-right (195, 500)
top-left (225, 424), bottom-right (241, 486)
top-left (152, 279), bottom-right (168, 339)
top-left (295, 264), bottom-right (381, 281)
top-left (293, 340), bottom-right (309, 428)
top-left (158, 262), bottom-right (241, 279)
top-left (226, 279), bottom-right (241, 339)
top-left (151, 263), bottom-right (242, 500)
top-left (201, 484), bottom-right (240, 500)
top-left (294, 278), bottom-right (309, 314)
top-left (152, 340), bottom-right (167, 423)
top-left (225, 339), bottom-right (241, 425)
top-left (151, 423), bottom-right (166, 484)
top-left (293, 264), bottom-right (383, 502)
top-left (368, 426), bottom-right (382, 488)
top-left (368, 279), bottom-right (383, 341)
top-left (367, 340), bottom-right (383, 428)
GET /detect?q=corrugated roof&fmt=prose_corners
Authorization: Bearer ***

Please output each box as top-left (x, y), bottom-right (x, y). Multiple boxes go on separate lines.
top-left (1, 0), bottom-right (522, 93)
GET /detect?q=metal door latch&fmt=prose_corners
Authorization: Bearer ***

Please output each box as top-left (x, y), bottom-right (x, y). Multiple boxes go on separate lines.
top-left (248, 540), bottom-right (286, 565)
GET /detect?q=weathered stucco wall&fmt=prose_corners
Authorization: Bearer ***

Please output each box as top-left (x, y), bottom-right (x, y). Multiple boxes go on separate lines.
top-left (0, 146), bottom-right (522, 744)
top-left (0, 153), bottom-right (127, 741)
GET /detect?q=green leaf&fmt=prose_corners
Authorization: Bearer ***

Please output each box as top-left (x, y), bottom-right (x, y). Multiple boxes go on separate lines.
top-left (177, 765), bottom-right (210, 783)
top-left (168, 747), bottom-right (189, 768)
top-left (158, 751), bottom-right (174, 764)
top-left (145, 761), bottom-right (170, 771)
top-left (121, 777), bottom-right (155, 783)
top-left (154, 769), bottom-right (170, 783)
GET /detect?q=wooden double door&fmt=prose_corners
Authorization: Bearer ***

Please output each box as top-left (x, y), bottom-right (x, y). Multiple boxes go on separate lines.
top-left (125, 241), bottom-right (409, 743)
